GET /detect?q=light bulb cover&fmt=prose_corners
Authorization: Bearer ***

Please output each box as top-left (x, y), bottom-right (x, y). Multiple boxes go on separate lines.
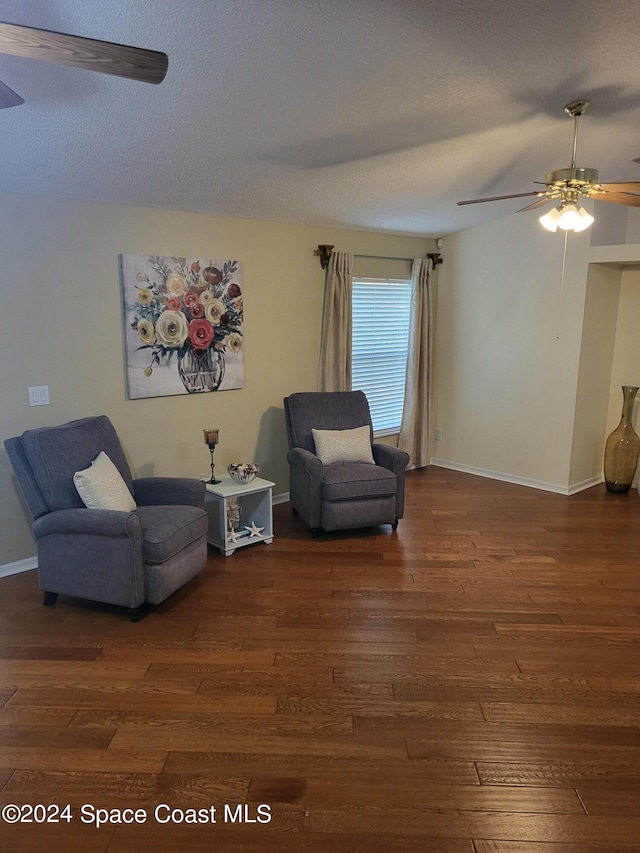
top-left (557, 204), bottom-right (580, 230)
top-left (572, 207), bottom-right (595, 232)
top-left (539, 202), bottom-right (594, 233)
top-left (539, 206), bottom-right (562, 232)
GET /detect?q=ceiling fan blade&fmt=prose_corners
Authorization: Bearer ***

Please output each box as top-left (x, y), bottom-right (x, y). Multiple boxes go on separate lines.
top-left (0, 21), bottom-right (168, 84)
top-left (593, 191), bottom-right (640, 207)
top-left (517, 196), bottom-right (555, 213)
top-left (599, 182), bottom-right (640, 193)
top-left (457, 191), bottom-right (545, 206)
top-left (0, 78), bottom-right (24, 108)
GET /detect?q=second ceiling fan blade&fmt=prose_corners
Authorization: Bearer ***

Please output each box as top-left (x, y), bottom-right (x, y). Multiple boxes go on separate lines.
top-left (594, 191), bottom-right (640, 207)
top-left (517, 196), bottom-right (555, 213)
top-left (599, 182), bottom-right (640, 193)
top-left (0, 21), bottom-right (168, 84)
top-left (0, 78), bottom-right (24, 108)
top-left (457, 191), bottom-right (545, 206)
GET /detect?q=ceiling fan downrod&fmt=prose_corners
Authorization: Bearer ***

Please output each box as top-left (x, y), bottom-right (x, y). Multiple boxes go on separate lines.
top-left (545, 100), bottom-right (599, 195)
top-left (564, 99), bottom-right (589, 169)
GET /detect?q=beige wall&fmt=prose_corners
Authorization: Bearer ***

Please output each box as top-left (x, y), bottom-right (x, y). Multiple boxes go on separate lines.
top-left (569, 264), bottom-right (621, 486)
top-left (432, 198), bottom-right (640, 493)
top-left (433, 209), bottom-right (593, 491)
top-left (605, 267), bottom-right (640, 446)
top-left (0, 191), bottom-right (433, 565)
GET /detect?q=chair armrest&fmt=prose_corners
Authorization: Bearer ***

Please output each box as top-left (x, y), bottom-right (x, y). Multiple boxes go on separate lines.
top-left (372, 443), bottom-right (410, 474)
top-left (33, 508), bottom-right (140, 539)
top-left (286, 447), bottom-right (324, 528)
top-left (133, 477), bottom-right (205, 509)
top-left (31, 508), bottom-right (145, 610)
top-left (287, 447), bottom-right (323, 476)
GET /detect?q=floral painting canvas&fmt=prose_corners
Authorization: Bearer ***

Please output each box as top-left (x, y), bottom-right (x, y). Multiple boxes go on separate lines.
top-left (120, 255), bottom-right (244, 399)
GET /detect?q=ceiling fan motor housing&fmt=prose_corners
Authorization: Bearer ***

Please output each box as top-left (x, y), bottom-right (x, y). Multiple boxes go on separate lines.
top-left (545, 167), bottom-right (601, 195)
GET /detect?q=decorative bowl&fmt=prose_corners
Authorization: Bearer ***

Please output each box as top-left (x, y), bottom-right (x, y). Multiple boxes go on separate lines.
top-left (228, 462), bottom-right (260, 484)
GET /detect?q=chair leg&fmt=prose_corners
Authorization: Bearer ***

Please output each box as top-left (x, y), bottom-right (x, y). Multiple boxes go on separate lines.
top-left (43, 591), bottom-right (58, 607)
top-left (292, 506), bottom-right (299, 516)
top-left (127, 607), bottom-right (144, 622)
top-left (392, 519), bottom-right (399, 531)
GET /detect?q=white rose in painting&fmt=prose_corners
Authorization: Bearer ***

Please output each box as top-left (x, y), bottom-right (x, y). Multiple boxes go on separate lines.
top-left (137, 318), bottom-right (156, 345)
top-left (155, 310), bottom-right (188, 347)
top-left (166, 273), bottom-right (187, 296)
top-left (204, 299), bottom-right (226, 325)
top-left (226, 332), bottom-right (243, 354)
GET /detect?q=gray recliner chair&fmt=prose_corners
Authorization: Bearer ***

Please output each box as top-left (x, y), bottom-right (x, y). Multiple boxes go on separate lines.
top-left (284, 391), bottom-right (409, 536)
top-left (4, 415), bottom-right (208, 620)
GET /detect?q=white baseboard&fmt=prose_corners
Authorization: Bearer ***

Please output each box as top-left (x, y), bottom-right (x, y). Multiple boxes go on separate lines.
top-left (273, 491), bottom-right (290, 506)
top-left (0, 555), bottom-right (37, 579)
top-left (567, 476), bottom-right (604, 495)
top-left (430, 458), bottom-right (603, 496)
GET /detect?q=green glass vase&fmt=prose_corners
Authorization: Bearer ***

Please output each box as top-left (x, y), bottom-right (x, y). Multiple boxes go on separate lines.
top-left (604, 385), bottom-right (640, 493)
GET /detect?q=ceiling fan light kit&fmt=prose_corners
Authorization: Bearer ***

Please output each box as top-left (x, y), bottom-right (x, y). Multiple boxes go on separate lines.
top-left (539, 203), bottom-right (595, 233)
top-left (457, 99), bottom-right (640, 234)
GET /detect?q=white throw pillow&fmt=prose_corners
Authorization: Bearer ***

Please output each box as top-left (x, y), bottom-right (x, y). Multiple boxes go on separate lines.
top-left (73, 451), bottom-right (137, 511)
top-left (312, 425), bottom-right (374, 466)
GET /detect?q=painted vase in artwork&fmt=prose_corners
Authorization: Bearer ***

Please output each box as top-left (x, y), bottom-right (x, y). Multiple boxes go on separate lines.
top-left (604, 385), bottom-right (640, 493)
top-left (178, 347), bottom-right (225, 393)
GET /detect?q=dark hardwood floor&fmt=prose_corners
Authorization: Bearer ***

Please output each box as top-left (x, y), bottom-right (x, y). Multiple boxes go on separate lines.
top-left (2, 467), bottom-right (640, 851)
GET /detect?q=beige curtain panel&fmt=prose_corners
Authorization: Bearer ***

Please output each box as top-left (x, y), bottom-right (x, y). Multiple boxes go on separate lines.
top-left (399, 256), bottom-right (433, 469)
top-left (317, 251), bottom-right (354, 392)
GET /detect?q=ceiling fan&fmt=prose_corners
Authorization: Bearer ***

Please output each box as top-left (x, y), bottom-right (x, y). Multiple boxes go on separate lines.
top-left (0, 20), bottom-right (168, 110)
top-left (458, 99), bottom-right (640, 232)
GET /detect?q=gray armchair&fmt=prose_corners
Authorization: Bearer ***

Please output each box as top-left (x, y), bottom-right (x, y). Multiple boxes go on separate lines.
top-left (4, 415), bottom-right (208, 620)
top-left (284, 391), bottom-right (409, 536)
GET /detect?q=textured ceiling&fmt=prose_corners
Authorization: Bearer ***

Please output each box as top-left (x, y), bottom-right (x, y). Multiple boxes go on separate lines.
top-left (2, 0), bottom-right (640, 235)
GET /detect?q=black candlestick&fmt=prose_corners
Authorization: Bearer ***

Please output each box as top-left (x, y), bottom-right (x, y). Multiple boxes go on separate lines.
top-left (207, 444), bottom-right (220, 484)
top-left (203, 429), bottom-right (221, 484)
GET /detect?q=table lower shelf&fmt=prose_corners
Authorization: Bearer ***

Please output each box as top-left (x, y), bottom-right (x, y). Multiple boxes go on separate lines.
top-left (208, 530), bottom-right (273, 557)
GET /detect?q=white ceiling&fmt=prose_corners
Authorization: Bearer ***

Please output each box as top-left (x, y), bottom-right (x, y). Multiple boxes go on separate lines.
top-left (2, 0), bottom-right (640, 236)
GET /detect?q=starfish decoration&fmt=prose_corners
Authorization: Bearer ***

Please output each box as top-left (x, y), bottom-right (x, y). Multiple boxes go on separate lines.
top-left (245, 521), bottom-right (265, 538)
top-left (227, 528), bottom-right (241, 543)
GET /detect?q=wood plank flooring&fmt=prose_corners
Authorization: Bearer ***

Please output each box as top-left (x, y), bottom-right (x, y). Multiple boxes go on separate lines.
top-left (2, 467), bottom-right (640, 850)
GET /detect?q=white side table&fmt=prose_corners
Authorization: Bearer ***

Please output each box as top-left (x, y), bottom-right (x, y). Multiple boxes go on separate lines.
top-left (204, 476), bottom-right (275, 556)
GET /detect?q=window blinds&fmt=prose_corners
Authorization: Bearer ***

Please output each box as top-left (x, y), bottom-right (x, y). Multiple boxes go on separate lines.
top-left (351, 278), bottom-right (412, 435)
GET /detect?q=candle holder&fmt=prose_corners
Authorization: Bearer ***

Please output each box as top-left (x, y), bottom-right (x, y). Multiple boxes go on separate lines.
top-left (203, 428), bottom-right (221, 484)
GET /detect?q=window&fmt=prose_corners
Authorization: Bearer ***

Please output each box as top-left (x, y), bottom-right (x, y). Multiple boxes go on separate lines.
top-left (351, 278), bottom-right (412, 435)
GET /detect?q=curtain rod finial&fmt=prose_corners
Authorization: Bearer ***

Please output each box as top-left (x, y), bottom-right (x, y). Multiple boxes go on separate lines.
top-left (426, 252), bottom-right (443, 269)
top-left (314, 245), bottom-right (334, 269)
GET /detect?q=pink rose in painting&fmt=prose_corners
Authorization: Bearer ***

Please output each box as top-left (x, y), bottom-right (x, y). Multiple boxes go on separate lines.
top-left (165, 297), bottom-right (181, 311)
top-left (184, 289), bottom-right (199, 308)
top-left (188, 319), bottom-right (214, 350)
top-left (191, 302), bottom-right (205, 319)
top-left (191, 261), bottom-right (201, 274)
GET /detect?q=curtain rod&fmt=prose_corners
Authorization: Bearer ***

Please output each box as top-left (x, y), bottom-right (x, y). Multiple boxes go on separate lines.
top-left (314, 244), bottom-right (443, 271)
top-left (355, 253), bottom-right (412, 262)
